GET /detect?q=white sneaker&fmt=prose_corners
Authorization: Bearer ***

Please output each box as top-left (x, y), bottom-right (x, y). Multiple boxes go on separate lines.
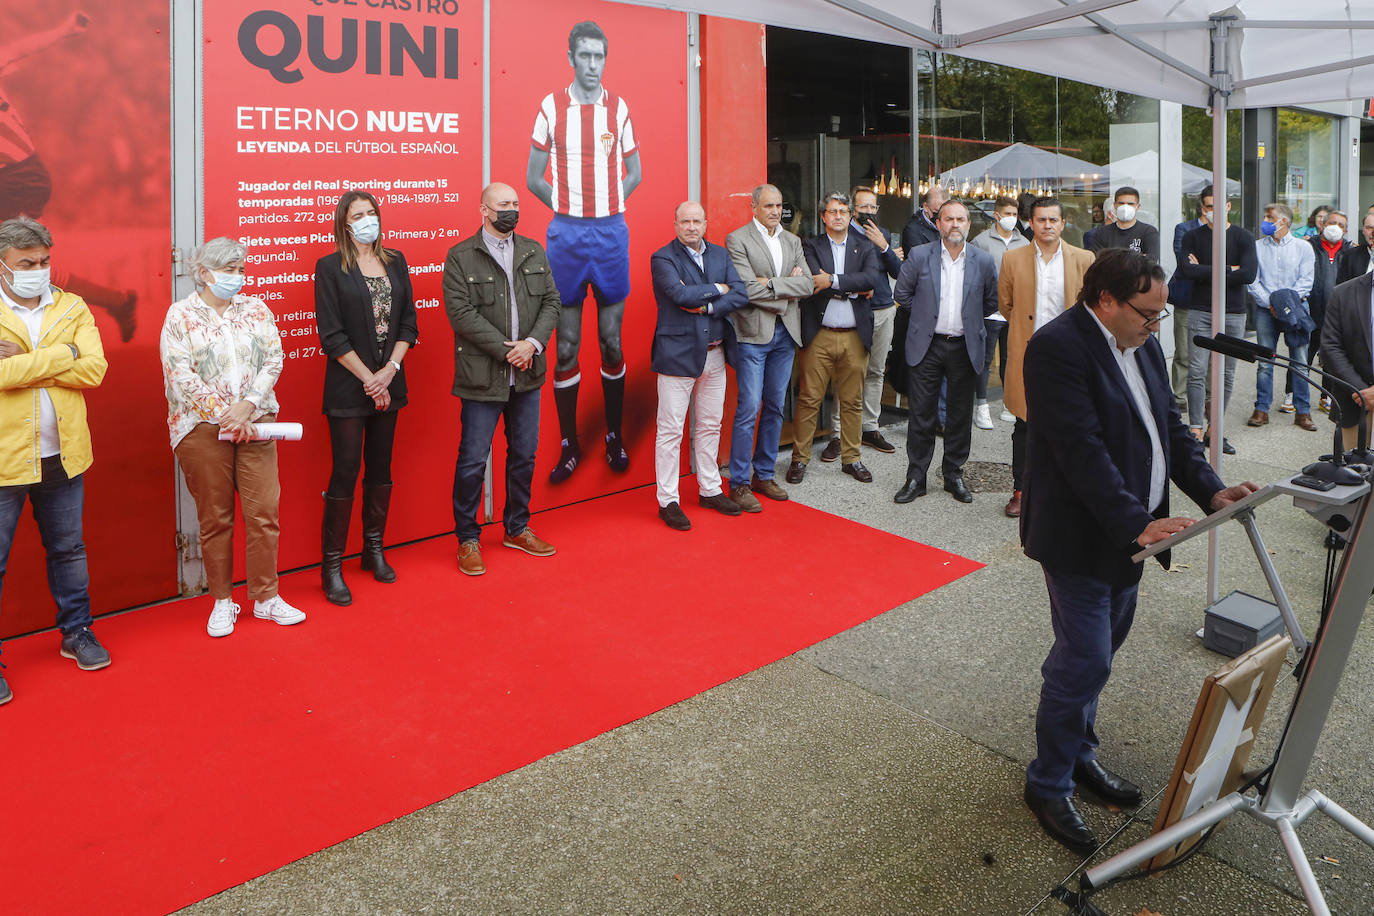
top-left (974, 403), bottom-right (994, 430)
top-left (1278, 393), bottom-right (1295, 413)
top-left (207, 599), bottom-right (240, 638)
top-left (253, 595), bottom-right (306, 626)
top-left (999, 407), bottom-right (1016, 423)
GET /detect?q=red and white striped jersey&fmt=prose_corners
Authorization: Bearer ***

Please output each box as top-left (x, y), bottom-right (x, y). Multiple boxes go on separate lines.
top-left (0, 90), bottom-right (36, 166)
top-left (531, 86), bottom-right (637, 219)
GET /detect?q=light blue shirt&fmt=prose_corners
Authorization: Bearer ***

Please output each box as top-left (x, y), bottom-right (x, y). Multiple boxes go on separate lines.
top-left (1249, 232), bottom-right (1314, 309)
top-left (822, 233), bottom-right (856, 328)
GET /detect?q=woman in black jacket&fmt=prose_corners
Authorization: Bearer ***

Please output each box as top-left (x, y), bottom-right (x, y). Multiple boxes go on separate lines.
top-left (314, 190), bottom-right (419, 605)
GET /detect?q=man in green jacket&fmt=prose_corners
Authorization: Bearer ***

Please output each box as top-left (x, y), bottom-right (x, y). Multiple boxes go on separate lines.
top-left (443, 183), bottom-right (561, 577)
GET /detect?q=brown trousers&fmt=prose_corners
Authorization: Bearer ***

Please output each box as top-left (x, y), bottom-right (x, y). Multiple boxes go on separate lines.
top-left (175, 422), bottom-right (281, 600)
top-left (793, 328), bottom-right (866, 464)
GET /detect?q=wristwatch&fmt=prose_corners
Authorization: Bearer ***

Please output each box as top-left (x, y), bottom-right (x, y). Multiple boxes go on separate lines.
top-left (387, 360), bottom-right (401, 372)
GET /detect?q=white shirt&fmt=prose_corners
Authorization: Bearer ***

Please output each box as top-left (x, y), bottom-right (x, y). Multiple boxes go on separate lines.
top-left (1034, 242), bottom-right (1066, 332)
top-left (1086, 306), bottom-right (1166, 513)
top-left (753, 218), bottom-right (784, 276)
top-left (1, 285), bottom-right (60, 457)
top-left (822, 234), bottom-right (856, 328)
top-left (937, 243), bottom-right (966, 336)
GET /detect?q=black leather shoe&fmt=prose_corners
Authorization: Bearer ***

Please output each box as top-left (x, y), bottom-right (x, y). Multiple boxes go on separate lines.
top-left (658, 501), bottom-right (691, 531)
top-left (785, 460), bottom-right (807, 484)
top-left (1024, 785), bottom-right (1099, 857)
top-left (842, 461), bottom-right (873, 483)
top-left (699, 492), bottom-right (742, 516)
top-left (894, 478), bottom-right (926, 503)
top-left (944, 476), bottom-right (973, 503)
top-left (820, 437), bottom-right (842, 462)
top-left (1074, 760), bottom-right (1143, 807)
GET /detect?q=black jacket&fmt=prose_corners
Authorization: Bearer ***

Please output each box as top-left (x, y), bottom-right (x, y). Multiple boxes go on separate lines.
top-left (314, 249), bottom-right (419, 415)
top-left (1336, 244), bottom-right (1371, 286)
top-left (1309, 236), bottom-right (1352, 327)
top-left (900, 210), bottom-right (941, 254)
top-left (1320, 273), bottom-right (1374, 428)
top-left (799, 232), bottom-right (884, 350)
top-left (1020, 304), bottom-right (1224, 585)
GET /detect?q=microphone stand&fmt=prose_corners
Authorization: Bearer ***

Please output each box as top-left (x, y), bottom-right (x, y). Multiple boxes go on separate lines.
top-left (1193, 335), bottom-right (1368, 486)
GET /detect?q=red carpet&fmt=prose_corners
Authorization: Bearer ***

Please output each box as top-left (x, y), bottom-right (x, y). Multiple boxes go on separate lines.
top-left (1, 484), bottom-right (979, 914)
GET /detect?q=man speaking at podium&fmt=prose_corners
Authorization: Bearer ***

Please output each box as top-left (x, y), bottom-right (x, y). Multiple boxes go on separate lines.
top-left (1019, 249), bottom-right (1258, 855)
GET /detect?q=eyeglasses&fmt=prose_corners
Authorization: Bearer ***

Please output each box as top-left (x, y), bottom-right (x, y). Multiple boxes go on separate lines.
top-left (1127, 302), bottom-right (1169, 328)
top-left (823, 208), bottom-right (850, 217)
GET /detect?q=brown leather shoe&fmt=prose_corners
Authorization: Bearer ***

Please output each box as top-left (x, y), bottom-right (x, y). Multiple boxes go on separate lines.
top-left (503, 528), bottom-right (556, 557)
top-left (1247, 410), bottom-right (1269, 427)
top-left (785, 460), bottom-right (807, 484)
top-left (730, 485), bottom-right (762, 513)
top-left (1295, 412), bottom-right (1318, 431)
top-left (1004, 490), bottom-right (1023, 518)
top-left (457, 540), bottom-right (485, 576)
top-left (820, 437), bottom-right (842, 462)
top-left (751, 476), bottom-right (789, 501)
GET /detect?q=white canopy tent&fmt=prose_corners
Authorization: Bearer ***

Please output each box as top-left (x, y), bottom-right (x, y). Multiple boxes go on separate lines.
top-left (1097, 149), bottom-right (1242, 197)
top-left (936, 141), bottom-right (1102, 195)
top-left (629, 0), bottom-right (1374, 603)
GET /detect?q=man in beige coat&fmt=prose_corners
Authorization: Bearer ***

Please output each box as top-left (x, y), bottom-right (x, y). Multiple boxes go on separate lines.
top-left (723, 184), bottom-right (815, 511)
top-left (998, 196), bottom-right (1094, 518)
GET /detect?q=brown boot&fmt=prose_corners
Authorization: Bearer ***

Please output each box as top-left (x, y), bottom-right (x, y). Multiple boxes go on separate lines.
top-left (1004, 490), bottom-right (1023, 518)
top-left (1295, 412), bottom-right (1318, 431)
top-left (1247, 410), bottom-right (1269, 427)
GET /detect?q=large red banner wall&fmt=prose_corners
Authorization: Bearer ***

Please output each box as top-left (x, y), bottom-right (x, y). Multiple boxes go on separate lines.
top-left (1, 3), bottom-right (174, 640)
top-left (202, 0), bottom-right (688, 573)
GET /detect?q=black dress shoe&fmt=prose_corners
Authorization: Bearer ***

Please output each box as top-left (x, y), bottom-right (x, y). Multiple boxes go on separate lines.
top-left (1074, 760), bottom-right (1142, 807)
top-left (943, 477), bottom-right (973, 503)
top-left (785, 460), bottom-right (807, 484)
top-left (1024, 785), bottom-right (1099, 857)
top-left (894, 478), bottom-right (926, 503)
top-left (820, 437), bottom-right (842, 462)
top-left (658, 501), bottom-right (691, 531)
top-left (699, 492), bottom-right (742, 516)
top-left (842, 461), bottom-right (873, 483)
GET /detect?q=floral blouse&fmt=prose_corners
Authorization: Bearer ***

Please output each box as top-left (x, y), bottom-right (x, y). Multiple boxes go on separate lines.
top-left (159, 291), bottom-right (284, 449)
top-left (365, 274), bottom-right (392, 348)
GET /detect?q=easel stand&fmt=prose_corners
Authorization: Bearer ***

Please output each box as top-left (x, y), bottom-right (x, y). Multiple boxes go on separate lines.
top-left (1080, 474), bottom-right (1374, 916)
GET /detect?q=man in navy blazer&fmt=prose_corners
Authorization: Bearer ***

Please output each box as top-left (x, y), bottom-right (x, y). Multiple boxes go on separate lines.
top-left (786, 191), bottom-right (885, 485)
top-left (649, 201), bottom-right (747, 531)
top-left (1019, 248), bottom-right (1257, 856)
top-left (892, 200), bottom-right (998, 503)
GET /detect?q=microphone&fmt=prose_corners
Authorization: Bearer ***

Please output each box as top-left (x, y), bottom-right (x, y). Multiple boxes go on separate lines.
top-left (1192, 334), bottom-right (1367, 485)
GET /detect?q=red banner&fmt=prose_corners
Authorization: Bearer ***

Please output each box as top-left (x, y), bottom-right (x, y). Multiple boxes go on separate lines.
top-left (2, 2), bottom-right (173, 639)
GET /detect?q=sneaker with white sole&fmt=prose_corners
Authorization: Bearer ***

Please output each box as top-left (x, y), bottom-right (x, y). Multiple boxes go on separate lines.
top-left (974, 403), bottom-right (994, 430)
top-left (253, 595), bottom-right (306, 626)
top-left (207, 598), bottom-right (240, 638)
top-left (1278, 392), bottom-right (1295, 413)
top-left (999, 407), bottom-right (1016, 423)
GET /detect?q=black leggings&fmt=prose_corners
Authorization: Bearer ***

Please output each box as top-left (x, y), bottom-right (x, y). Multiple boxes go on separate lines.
top-left (326, 412), bottom-right (399, 497)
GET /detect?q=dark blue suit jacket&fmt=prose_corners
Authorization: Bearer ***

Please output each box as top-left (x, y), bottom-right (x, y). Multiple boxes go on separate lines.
top-left (649, 239), bottom-right (747, 377)
top-left (799, 231), bottom-right (885, 349)
top-left (1167, 218), bottom-right (1202, 307)
top-left (851, 222), bottom-right (902, 308)
top-left (1020, 304), bottom-right (1225, 585)
top-left (893, 240), bottom-right (998, 372)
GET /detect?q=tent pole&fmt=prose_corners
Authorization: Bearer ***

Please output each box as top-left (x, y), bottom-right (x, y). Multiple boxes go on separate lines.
top-left (1206, 15), bottom-right (1235, 605)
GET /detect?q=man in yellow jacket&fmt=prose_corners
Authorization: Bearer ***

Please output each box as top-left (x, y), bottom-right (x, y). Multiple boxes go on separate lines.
top-left (0, 217), bottom-right (109, 703)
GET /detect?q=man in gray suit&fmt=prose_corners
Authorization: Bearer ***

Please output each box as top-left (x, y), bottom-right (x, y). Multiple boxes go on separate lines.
top-left (893, 200), bottom-right (999, 504)
top-left (723, 185), bottom-right (815, 512)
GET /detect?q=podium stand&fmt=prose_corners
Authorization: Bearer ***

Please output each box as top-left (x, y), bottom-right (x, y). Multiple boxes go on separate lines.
top-left (1080, 473), bottom-right (1374, 916)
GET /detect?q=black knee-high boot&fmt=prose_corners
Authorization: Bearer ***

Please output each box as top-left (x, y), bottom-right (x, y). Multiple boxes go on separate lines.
top-left (321, 493), bottom-right (353, 605)
top-left (360, 483), bottom-right (396, 583)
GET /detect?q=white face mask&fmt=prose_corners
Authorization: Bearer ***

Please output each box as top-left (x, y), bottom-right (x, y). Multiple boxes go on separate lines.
top-left (997, 215), bottom-right (1018, 232)
top-left (1200, 210), bottom-right (1213, 224)
top-left (0, 260), bottom-right (51, 299)
top-left (1323, 224), bottom-right (1346, 243)
top-left (1114, 204), bottom-right (1137, 223)
top-left (349, 214), bottom-right (380, 245)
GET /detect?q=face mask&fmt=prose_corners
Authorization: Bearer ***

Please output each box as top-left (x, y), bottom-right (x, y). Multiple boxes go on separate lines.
top-left (1114, 204), bottom-right (1137, 223)
top-left (1260, 219), bottom-right (1278, 237)
top-left (490, 209), bottom-right (519, 234)
top-left (1323, 224), bottom-right (1346, 243)
top-left (207, 270), bottom-right (246, 299)
top-left (1200, 210), bottom-right (1213, 225)
top-left (349, 214), bottom-right (380, 245)
top-left (998, 215), bottom-right (1018, 232)
top-left (0, 261), bottom-right (51, 299)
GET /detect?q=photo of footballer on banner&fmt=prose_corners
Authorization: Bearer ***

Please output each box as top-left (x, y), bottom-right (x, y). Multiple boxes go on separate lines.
top-left (495, 0), bottom-right (688, 502)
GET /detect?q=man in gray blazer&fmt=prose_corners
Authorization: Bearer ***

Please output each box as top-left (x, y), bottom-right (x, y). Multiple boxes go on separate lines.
top-left (893, 200), bottom-right (999, 504)
top-left (723, 185), bottom-right (815, 511)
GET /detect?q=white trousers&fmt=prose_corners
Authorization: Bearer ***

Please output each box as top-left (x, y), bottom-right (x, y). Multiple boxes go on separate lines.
top-left (655, 346), bottom-right (727, 508)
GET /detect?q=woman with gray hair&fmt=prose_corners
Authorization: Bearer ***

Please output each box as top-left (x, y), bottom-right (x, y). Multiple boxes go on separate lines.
top-left (159, 236), bottom-right (305, 637)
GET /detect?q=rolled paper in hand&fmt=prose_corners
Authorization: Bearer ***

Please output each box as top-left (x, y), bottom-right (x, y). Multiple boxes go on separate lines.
top-left (218, 422), bottom-right (303, 442)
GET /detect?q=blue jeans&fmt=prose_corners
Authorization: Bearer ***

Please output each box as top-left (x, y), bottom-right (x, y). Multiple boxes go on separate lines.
top-left (1026, 566), bottom-right (1139, 799)
top-left (0, 456), bottom-right (94, 658)
top-left (1253, 305), bottom-right (1310, 413)
top-left (729, 320), bottom-right (795, 484)
top-left (453, 387), bottom-right (541, 543)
